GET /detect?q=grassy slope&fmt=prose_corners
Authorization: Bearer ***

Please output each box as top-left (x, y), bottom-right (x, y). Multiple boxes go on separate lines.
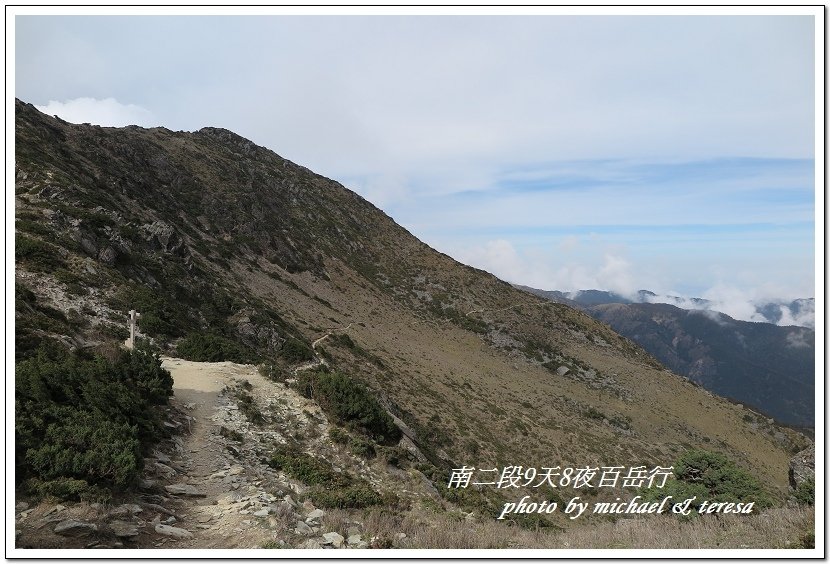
top-left (14, 99), bottom-right (806, 502)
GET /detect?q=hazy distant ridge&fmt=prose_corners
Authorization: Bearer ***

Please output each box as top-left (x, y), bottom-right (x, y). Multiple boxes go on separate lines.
top-left (518, 285), bottom-right (815, 427)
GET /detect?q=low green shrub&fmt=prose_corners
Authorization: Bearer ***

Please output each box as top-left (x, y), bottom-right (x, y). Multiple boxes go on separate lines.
top-left (417, 463), bottom-right (506, 519)
top-left (27, 477), bottom-right (112, 504)
top-left (258, 362), bottom-right (287, 383)
top-left (268, 444), bottom-right (384, 509)
top-left (328, 427), bottom-right (350, 445)
top-left (15, 346), bottom-right (173, 499)
top-left (106, 285), bottom-right (191, 340)
top-left (293, 370), bottom-right (400, 444)
top-left (177, 332), bottom-right (259, 364)
top-left (794, 477), bottom-right (814, 506)
top-left (307, 483), bottom-right (382, 509)
top-left (268, 444), bottom-right (349, 488)
top-left (798, 531), bottom-right (815, 549)
top-left (642, 449), bottom-right (773, 513)
top-left (220, 426), bottom-right (244, 443)
top-left (15, 235), bottom-right (64, 271)
top-left (376, 445), bottom-right (410, 467)
top-left (348, 435), bottom-right (376, 459)
top-left (281, 337), bottom-right (314, 363)
top-left (232, 387), bottom-right (265, 425)
top-left (674, 449), bottom-right (772, 508)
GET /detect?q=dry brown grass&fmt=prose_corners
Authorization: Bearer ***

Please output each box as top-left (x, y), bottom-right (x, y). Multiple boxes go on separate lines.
top-left (248, 255), bottom-right (806, 495)
top-left (552, 505), bottom-right (815, 549)
top-left (353, 505), bottom-right (814, 550)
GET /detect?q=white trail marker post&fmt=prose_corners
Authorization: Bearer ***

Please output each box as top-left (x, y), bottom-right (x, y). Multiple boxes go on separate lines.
top-left (125, 309), bottom-right (141, 350)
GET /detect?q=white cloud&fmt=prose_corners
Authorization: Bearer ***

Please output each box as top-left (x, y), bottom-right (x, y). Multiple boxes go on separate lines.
top-left (778, 301), bottom-right (816, 328)
top-left (450, 237), bottom-right (643, 298)
top-left (448, 236), bottom-right (814, 328)
top-left (35, 97), bottom-right (156, 128)
top-left (455, 239), bottom-right (528, 284)
top-left (699, 284), bottom-right (769, 323)
top-left (596, 254), bottom-right (637, 298)
top-left (643, 285), bottom-right (816, 328)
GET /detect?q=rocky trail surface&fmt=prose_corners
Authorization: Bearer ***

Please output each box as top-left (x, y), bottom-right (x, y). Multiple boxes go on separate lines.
top-left (15, 358), bottom-right (390, 550)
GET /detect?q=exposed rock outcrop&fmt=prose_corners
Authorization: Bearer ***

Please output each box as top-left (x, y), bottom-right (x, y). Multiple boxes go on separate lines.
top-left (788, 445), bottom-right (815, 490)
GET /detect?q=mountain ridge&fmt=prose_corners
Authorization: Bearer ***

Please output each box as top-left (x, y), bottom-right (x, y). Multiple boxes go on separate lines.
top-left (516, 284), bottom-right (815, 428)
top-left (517, 285), bottom-right (815, 329)
top-left (14, 99), bottom-right (812, 547)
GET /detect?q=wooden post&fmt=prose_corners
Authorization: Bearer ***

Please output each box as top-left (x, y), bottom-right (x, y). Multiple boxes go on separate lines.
top-left (126, 309), bottom-right (141, 349)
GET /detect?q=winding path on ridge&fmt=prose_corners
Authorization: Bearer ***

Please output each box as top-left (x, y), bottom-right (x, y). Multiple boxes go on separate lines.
top-left (292, 322), bottom-right (360, 376)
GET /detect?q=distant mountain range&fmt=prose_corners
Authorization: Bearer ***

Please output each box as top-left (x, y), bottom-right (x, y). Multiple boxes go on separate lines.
top-left (517, 286), bottom-right (815, 428)
top-left (520, 288), bottom-right (815, 329)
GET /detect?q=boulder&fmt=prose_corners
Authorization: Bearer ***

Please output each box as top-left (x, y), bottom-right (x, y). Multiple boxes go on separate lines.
top-left (79, 234), bottom-right (99, 258)
top-left (143, 220), bottom-right (184, 254)
top-left (154, 524), bottom-right (193, 539)
top-left (110, 520), bottom-right (140, 538)
top-left (97, 245), bottom-right (119, 266)
top-left (54, 519), bottom-right (98, 536)
top-left (106, 503), bottom-right (143, 519)
top-left (294, 521), bottom-right (313, 535)
top-left (322, 532), bottom-right (345, 548)
top-left (789, 446), bottom-right (815, 490)
top-left (164, 483), bottom-right (204, 497)
top-left (347, 534), bottom-right (363, 546)
top-left (306, 508), bottom-right (325, 520)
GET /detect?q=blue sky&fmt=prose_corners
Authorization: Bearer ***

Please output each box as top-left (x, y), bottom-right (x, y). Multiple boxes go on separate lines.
top-left (12, 10), bottom-right (819, 319)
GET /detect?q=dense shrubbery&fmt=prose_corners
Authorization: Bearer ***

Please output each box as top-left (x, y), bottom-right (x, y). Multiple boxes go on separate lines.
top-left (643, 449), bottom-right (772, 512)
top-left (106, 285), bottom-right (190, 340)
top-left (268, 443), bottom-right (383, 509)
top-left (176, 332), bottom-right (259, 364)
top-left (280, 337), bottom-right (314, 363)
top-left (309, 484), bottom-right (383, 509)
top-left (15, 283), bottom-right (75, 360)
top-left (794, 477), bottom-right (814, 506)
top-left (328, 426), bottom-right (376, 458)
top-left (294, 370), bottom-right (401, 444)
top-left (15, 344), bottom-right (174, 500)
top-left (15, 235), bottom-right (65, 271)
top-left (269, 444), bottom-right (348, 487)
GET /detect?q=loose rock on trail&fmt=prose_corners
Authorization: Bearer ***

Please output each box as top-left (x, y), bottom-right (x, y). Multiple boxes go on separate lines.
top-left (15, 358), bottom-right (374, 550)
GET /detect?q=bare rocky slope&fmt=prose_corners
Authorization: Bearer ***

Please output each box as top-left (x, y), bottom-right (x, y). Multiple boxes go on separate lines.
top-left (14, 99), bottom-right (813, 549)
